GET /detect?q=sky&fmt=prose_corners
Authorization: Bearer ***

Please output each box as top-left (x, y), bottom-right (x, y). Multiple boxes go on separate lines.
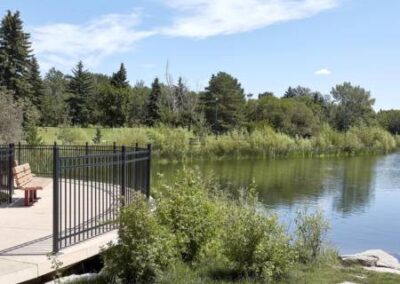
top-left (0, 0), bottom-right (399, 110)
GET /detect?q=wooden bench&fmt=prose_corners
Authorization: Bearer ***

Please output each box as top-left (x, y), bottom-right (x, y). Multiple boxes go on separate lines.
top-left (12, 163), bottom-right (48, 206)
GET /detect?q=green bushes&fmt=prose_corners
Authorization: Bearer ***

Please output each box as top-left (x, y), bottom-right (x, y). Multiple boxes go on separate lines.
top-left (157, 171), bottom-right (219, 262)
top-left (294, 209), bottom-right (330, 264)
top-left (40, 125), bottom-right (398, 160)
top-left (223, 202), bottom-right (295, 279)
top-left (101, 192), bottom-right (177, 283)
top-left (101, 170), bottom-right (330, 283)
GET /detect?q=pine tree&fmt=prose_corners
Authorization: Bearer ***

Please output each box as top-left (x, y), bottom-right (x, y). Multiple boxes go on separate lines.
top-left (29, 56), bottom-right (44, 108)
top-left (201, 72), bottom-right (246, 133)
top-left (111, 63), bottom-right (129, 88)
top-left (0, 10), bottom-right (33, 101)
top-left (67, 61), bottom-right (96, 125)
top-left (145, 78), bottom-right (161, 126)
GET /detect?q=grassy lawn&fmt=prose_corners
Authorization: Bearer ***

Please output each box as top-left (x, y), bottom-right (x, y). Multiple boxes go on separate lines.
top-left (66, 262), bottom-right (400, 284)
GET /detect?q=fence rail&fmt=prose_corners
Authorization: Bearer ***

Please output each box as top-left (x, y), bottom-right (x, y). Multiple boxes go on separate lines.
top-left (0, 142), bottom-right (151, 252)
top-left (53, 144), bottom-right (151, 252)
top-left (0, 146), bottom-right (13, 204)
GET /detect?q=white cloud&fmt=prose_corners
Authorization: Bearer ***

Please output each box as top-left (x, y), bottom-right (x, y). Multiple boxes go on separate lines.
top-left (315, 68), bottom-right (332, 75)
top-left (31, 12), bottom-right (155, 70)
top-left (162, 0), bottom-right (339, 38)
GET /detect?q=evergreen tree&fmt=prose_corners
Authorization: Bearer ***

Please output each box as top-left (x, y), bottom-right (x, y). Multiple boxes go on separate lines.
top-left (111, 63), bottom-right (129, 88)
top-left (67, 61), bottom-right (96, 125)
top-left (29, 56), bottom-right (45, 109)
top-left (201, 72), bottom-right (246, 133)
top-left (0, 10), bottom-right (33, 101)
top-left (145, 78), bottom-right (162, 126)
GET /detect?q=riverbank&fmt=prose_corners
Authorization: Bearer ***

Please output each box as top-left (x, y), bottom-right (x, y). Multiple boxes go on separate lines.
top-left (38, 125), bottom-right (399, 160)
top-left (55, 251), bottom-right (400, 284)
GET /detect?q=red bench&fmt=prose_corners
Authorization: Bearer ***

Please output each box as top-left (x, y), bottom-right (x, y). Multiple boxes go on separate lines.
top-left (12, 164), bottom-right (48, 206)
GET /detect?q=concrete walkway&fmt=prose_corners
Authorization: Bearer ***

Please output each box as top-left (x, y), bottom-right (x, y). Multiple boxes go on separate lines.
top-left (0, 179), bottom-right (118, 284)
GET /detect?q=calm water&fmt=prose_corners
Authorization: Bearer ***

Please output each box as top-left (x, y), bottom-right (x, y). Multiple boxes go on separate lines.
top-left (153, 152), bottom-right (400, 256)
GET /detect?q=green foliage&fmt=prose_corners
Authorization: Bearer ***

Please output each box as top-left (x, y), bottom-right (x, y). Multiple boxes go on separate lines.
top-left (157, 169), bottom-right (219, 262)
top-left (201, 72), bottom-right (246, 133)
top-left (294, 209), bottom-right (330, 264)
top-left (247, 95), bottom-right (320, 137)
top-left (67, 61), bottom-right (96, 126)
top-left (0, 87), bottom-right (23, 144)
top-left (102, 192), bottom-right (177, 284)
top-left (377, 109), bottom-right (400, 135)
top-left (146, 78), bottom-right (162, 126)
top-left (40, 68), bottom-right (70, 126)
top-left (222, 186), bottom-right (295, 280)
top-left (92, 128), bottom-right (102, 144)
top-left (0, 10), bottom-right (33, 102)
top-left (331, 82), bottom-right (376, 131)
top-left (97, 81), bottom-right (128, 127)
top-left (110, 63), bottom-right (129, 88)
top-left (25, 125), bottom-right (43, 145)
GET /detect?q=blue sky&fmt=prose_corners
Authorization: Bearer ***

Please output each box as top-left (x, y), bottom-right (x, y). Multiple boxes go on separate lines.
top-left (1, 0), bottom-right (399, 109)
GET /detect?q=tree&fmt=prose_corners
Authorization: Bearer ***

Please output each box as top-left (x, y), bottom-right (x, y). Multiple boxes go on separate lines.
top-left (247, 96), bottom-right (320, 137)
top-left (29, 56), bottom-right (45, 109)
top-left (331, 82), bottom-right (375, 131)
top-left (98, 82), bottom-right (128, 127)
top-left (111, 63), bottom-right (129, 88)
top-left (377, 110), bottom-right (400, 135)
top-left (41, 68), bottom-right (69, 126)
top-left (145, 78), bottom-right (162, 126)
top-left (125, 81), bottom-right (150, 126)
top-left (0, 87), bottom-right (23, 143)
top-left (201, 72), bottom-right (246, 133)
top-left (67, 61), bottom-right (96, 125)
top-left (0, 10), bottom-right (33, 101)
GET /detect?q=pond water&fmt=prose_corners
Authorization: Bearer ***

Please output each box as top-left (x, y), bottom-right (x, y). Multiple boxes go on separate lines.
top-left (153, 152), bottom-right (400, 256)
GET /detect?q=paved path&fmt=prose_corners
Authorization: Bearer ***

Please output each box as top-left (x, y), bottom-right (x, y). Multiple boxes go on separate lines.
top-left (0, 178), bottom-right (118, 284)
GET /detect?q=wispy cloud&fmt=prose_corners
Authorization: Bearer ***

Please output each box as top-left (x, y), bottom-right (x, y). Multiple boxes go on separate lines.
top-left (315, 68), bottom-right (332, 75)
top-left (30, 1), bottom-right (340, 70)
top-left (31, 12), bottom-right (155, 70)
top-left (162, 0), bottom-right (339, 38)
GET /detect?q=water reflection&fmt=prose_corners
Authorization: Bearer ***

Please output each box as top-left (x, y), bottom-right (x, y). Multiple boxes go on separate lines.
top-left (153, 156), bottom-right (378, 215)
top-left (152, 153), bottom-right (400, 254)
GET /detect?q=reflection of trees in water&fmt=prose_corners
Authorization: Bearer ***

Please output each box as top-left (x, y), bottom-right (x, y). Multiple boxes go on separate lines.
top-left (332, 156), bottom-right (377, 215)
top-left (153, 156), bottom-right (378, 215)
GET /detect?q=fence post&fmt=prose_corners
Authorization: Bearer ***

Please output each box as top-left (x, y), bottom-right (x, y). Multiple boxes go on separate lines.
top-left (121, 146), bottom-right (126, 206)
top-left (145, 144), bottom-right (152, 199)
top-left (17, 141), bottom-right (21, 165)
top-left (53, 145), bottom-right (60, 253)
top-left (8, 144), bottom-right (14, 204)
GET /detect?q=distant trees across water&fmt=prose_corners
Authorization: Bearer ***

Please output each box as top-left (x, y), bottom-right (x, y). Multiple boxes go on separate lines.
top-left (0, 10), bottom-right (399, 145)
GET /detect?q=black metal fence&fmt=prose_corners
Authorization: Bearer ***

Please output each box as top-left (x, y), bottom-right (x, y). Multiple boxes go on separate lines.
top-left (53, 144), bottom-right (151, 252)
top-left (0, 146), bottom-right (13, 204)
top-left (14, 142), bottom-right (136, 176)
top-left (0, 143), bottom-right (151, 252)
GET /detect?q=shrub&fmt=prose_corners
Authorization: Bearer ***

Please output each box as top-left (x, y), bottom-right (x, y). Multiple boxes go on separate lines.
top-left (101, 193), bottom-right (177, 284)
top-left (222, 187), bottom-right (296, 280)
top-left (156, 169), bottom-right (219, 263)
top-left (294, 208), bottom-right (330, 264)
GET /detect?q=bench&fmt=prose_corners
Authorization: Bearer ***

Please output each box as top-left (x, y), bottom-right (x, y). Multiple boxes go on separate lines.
top-left (12, 163), bottom-right (48, 206)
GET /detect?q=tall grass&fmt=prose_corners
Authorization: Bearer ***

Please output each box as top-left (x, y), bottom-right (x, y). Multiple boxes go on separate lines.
top-left (38, 125), bottom-right (398, 160)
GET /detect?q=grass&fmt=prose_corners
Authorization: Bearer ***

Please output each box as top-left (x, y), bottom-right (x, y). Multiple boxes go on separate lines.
top-left (66, 256), bottom-right (400, 284)
top-left (38, 125), bottom-right (399, 160)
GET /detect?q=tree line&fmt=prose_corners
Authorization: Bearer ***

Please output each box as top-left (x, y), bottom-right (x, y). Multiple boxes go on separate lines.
top-left (1, 10), bottom-right (399, 144)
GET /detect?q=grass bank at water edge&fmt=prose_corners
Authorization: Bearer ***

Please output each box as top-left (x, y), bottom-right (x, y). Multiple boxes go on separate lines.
top-left (38, 125), bottom-right (400, 160)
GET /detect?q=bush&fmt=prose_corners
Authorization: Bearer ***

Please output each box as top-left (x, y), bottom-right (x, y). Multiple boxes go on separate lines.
top-left (222, 188), bottom-right (295, 280)
top-left (156, 169), bottom-right (219, 263)
top-left (294, 208), bottom-right (330, 264)
top-left (101, 193), bottom-right (177, 284)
